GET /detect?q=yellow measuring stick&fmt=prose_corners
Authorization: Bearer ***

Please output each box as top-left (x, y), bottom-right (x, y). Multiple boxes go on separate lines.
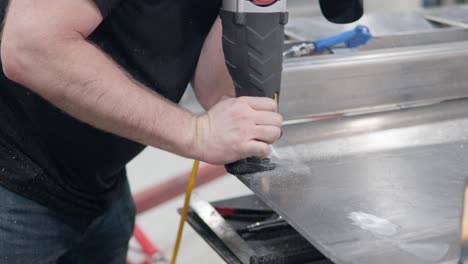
top-left (170, 159), bottom-right (200, 264)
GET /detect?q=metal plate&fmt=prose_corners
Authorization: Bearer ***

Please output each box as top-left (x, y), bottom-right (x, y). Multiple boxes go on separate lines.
top-left (238, 100), bottom-right (468, 264)
top-left (280, 40), bottom-right (468, 120)
top-left (285, 12), bottom-right (434, 41)
top-left (423, 5), bottom-right (468, 28)
top-left (361, 28), bottom-right (468, 51)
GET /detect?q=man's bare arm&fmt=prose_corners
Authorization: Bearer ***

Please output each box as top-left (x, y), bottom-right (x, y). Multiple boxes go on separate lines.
top-left (191, 17), bottom-right (235, 110)
top-left (1, 0), bottom-right (201, 159)
top-left (1, 0), bottom-right (282, 165)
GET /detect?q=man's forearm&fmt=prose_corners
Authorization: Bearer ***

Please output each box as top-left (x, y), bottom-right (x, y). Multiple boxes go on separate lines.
top-left (6, 37), bottom-right (199, 159)
top-left (191, 17), bottom-right (235, 110)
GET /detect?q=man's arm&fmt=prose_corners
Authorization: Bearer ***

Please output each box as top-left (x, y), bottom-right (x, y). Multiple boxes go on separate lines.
top-left (1, 0), bottom-right (282, 165)
top-left (2, 0), bottom-right (199, 159)
top-left (191, 17), bottom-right (235, 110)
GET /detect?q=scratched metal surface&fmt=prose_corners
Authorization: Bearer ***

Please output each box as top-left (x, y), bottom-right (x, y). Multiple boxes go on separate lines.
top-left (280, 40), bottom-right (468, 121)
top-left (285, 12), bottom-right (434, 40)
top-left (422, 5), bottom-right (468, 28)
top-left (238, 99), bottom-right (468, 264)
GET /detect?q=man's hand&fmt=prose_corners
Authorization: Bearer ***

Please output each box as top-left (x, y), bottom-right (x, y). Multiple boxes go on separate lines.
top-left (193, 97), bottom-right (282, 165)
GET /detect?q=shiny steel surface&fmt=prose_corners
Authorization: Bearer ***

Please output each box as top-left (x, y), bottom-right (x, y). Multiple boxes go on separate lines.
top-left (285, 12), bottom-right (434, 40)
top-left (361, 28), bottom-right (468, 50)
top-left (238, 99), bottom-right (468, 264)
top-left (190, 194), bottom-right (255, 264)
top-left (423, 5), bottom-right (468, 28)
top-left (280, 40), bottom-right (468, 120)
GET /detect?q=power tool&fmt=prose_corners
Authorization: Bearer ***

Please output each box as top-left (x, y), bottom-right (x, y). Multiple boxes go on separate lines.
top-left (221, 0), bottom-right (288, 175)
top-left (220, 0), bottom-right (364, 175)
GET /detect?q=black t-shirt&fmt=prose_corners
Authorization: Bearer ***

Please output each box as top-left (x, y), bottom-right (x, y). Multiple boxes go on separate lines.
top-left (0, 0), bottom-right (221, 217)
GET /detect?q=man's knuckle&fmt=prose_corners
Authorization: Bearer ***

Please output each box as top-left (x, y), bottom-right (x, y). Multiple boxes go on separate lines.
top-left (277, 114), bottom-right (283, 125)
top-left (268, 99), bottom-right (277, 109)
top-left (235, 103), bottom-right (250, 114)
top-left (238, 143), bottom-right (251, 156)
top-left (236, 108), bottom-right (255, 123)
top-left (273, 127), bottom-right (281, 137)
top-left (238, 127), bottom-right (249, 137)
top-left (276, 132), bottom-right (282, 140)
top-left (225, 98), bottom-right (236, 105)
top-left (262, 146), bottom-right (271, 157)
top-left (234, 112), bottom-right (249, 123)
top-left (237, 97), bottom-right (248, 104)
top-left (230, 106), bottom-right (243, 118)
top-left (271, 98), bottom-right (277, 106)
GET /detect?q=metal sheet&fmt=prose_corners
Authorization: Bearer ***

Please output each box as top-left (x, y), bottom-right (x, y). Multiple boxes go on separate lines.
top-left (238, 99), bottom-right (468, 264)
top-left (361, 28), bottom-right (468, 50)
top-left (285, 12), bottom-right (434, 41)
top-left (423, 5), bottom-right (468, 28)
top-left (280, 40), bottom-right (468, 120)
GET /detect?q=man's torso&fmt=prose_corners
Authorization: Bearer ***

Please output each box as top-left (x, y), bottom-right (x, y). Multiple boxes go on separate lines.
top-left (0, 0), bottom-right (221, 217)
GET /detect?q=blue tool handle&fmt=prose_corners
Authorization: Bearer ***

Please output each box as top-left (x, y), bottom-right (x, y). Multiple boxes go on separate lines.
top-left (313, 25), bottom-right (372, 52)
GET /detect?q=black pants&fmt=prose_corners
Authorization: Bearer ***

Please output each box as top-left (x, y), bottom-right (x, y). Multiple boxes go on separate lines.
top-left (0, 182), bottom-right (135, 264)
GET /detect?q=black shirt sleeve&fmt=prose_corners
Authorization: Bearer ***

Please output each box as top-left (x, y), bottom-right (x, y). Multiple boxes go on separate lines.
top-left (95, 0), bottom-right (123, 18)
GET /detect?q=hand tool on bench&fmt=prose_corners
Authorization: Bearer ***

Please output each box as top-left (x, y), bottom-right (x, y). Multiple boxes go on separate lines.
top-left (215, 206), bottom-right (275, 220)
top-left (283, 25), bottom-right (372, 58)
top-left (238, 215), bottom-right (288, 234)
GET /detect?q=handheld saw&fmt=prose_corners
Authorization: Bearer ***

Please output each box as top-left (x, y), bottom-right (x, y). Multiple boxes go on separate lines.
top-left (220, 0), bottom-right (364, 175)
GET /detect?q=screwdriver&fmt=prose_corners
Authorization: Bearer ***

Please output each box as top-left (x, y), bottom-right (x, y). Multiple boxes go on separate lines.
top-left (283, 25), bottom-right (372, 58)
top-left (238, 215), bottom-right (289, 234)
top-left (215, 206), bottom-right (275, 220)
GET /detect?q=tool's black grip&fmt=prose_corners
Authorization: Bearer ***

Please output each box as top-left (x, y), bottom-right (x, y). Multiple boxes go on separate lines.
top-left (220, 10), bottom-right (287, 99)
top-left (221, 10), bottom-right (288, 176)
top-left (225, 157), bottom-right (276, 176)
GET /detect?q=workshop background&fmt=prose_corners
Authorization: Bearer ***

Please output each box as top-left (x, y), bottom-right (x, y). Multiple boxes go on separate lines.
top-left (126, 0), bottom-right (468, 263)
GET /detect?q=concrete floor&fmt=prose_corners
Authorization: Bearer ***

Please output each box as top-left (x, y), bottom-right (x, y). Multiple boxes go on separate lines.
top-left (127, 147), bottom-right (252, 264)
